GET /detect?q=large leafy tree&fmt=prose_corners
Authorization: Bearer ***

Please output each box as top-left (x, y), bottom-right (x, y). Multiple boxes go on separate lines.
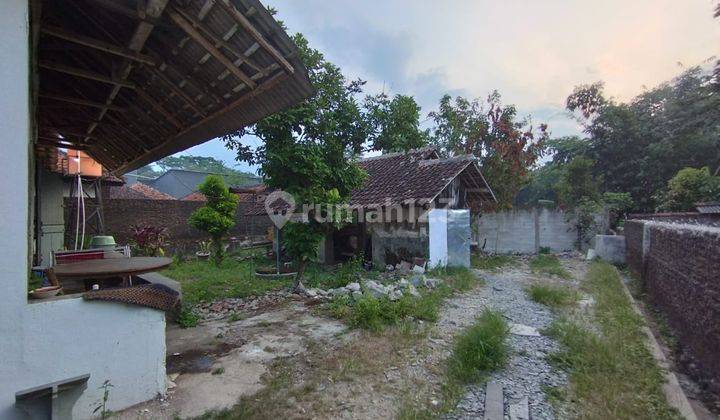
top-left (224, 33), bottom-right (367, 290)
top-left (364, 93), bottom-right (429, 153)
top-left (429, 92), bottom-right (548, 209)
top-left (565, 67), bottom-right (720, 211)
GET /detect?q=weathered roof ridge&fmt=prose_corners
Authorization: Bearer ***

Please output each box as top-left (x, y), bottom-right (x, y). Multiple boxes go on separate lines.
top-left (358, 146), bottom-right (437, 162)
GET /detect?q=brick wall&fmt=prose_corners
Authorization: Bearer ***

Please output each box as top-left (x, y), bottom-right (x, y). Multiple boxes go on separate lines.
top-left (65, 198), bottom-right (272, 254)
top-left (625, 219), bottom-right (720, 393)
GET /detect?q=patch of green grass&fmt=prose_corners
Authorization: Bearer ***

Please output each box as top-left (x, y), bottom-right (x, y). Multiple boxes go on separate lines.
top-left (163, 257), bottom-right (291, 305)
top-left (447, 309), bottom-right (510, 384)
top-left (227, 312), bottom-right (246, 323)
top-left (400, 309), bottom-right (510, 418)
top-left (529, 254), bottom-right (572, 279)
top-left (526, 284), bottom-right (580, 308)
top-left (471, 254), bottom-right (518, 270)
top-left (545, 262), bottom-right (680, 419)
top-left (211, 367), bottom-right (225, 375)
top-left (428, 266), bottom-right (484, 292)
top-left (175, 303), bottom-right (200, 328)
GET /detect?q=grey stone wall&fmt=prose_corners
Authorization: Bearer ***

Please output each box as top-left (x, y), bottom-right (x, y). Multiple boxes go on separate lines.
top-left (477, 208), bottom-right (608, 254)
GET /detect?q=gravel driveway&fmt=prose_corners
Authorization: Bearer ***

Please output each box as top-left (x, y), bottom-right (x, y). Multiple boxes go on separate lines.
top-left (449, 260), bottom-right (581, 420)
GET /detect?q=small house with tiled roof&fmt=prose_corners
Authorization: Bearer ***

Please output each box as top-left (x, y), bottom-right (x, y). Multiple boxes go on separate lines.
top-left (327, 147), bottom-right (495, 267)
top-left (246, 148), bottom-right (496, 267)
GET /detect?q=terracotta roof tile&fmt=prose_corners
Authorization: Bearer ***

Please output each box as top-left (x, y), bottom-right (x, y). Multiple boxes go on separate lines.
top-left (180, 191), bottom-right (207, 201)
top-left (108, 183), bottom-right (176, 200)
top-left (242, 148), bottom-right (495, 216)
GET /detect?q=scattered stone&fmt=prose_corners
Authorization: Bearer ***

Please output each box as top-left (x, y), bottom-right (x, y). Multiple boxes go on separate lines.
top-left (423, 277), bottom-right (439, 289)
top-left (410, 274), bottom-right (423, 287)
top-left (385, 264), bottom-right (395, 271)
top-left (305, 289), bottom-right (318, 298)
top-left (346, 282), bottom-right (361, 292)
top-left (586, 248), bottom-right (597, 260)
top-left (388, 289), bottom-right (403, 301)
top-left (412, 265), bottom-right (425, 274)
top-left (365, 280), bottom-right (388, 298)
top-left (509, 323), bottom-right (541, 337)
top-left (407, 285), bottom-right (420, 298)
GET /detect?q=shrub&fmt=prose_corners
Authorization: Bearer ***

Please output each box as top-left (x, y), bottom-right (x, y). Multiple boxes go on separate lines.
top-left (188, 175), bottom-right (238, 267)
top-left (176, 303), bottom-right (200, 328)
top-left (129, 224), bottom-right (167, 256)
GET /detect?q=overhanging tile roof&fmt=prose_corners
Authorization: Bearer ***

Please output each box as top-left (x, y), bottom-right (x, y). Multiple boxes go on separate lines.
top-left (243, 148), bottom-right (495, 216)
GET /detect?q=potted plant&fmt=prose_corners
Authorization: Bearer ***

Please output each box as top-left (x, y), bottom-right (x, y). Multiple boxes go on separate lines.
top-left (196, 241), bottom-right (211, 261)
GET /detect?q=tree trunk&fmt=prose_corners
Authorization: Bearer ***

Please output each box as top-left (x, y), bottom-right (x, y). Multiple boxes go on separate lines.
top-left (293, 259), bottom-right (308, 291)
top-left (212, 236), bottom-right (223, 267)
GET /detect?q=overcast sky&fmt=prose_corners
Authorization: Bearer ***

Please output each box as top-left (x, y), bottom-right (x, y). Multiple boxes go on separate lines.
top-left (180, 0), bottom-right (719, 174)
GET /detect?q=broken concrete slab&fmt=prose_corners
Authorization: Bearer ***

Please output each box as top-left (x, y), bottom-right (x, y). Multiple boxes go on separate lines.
top-left (484, 380), bottom-right (504, 420)
top-left (508, 396), bottom-right (529, 420)
top-left (509, 323), bottom-right (541, 337)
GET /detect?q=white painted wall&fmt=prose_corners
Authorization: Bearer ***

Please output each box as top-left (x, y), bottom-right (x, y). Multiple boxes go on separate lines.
top-left (0, 3), bottom-right (166, 418)
top-left (428, 209), bottom-right (448, 268)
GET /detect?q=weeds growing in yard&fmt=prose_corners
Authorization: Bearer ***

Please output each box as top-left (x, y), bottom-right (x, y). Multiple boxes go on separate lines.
top-left (176, 303), bottom-right (200, 328)
top-left (163, 257), bottom-right (291, 304)
top-left (329, 267), bottom-right (482, 332)
top-left (471, 254), bottom-right (518, 270)
top-left (399, 309), bottom-right (510, 418)
top-left (447, 309), bottom-right (510, 383)
top-left (526, 284), bottom-right (580, 308)
top-left (545, 262), bottom-right (680, 419)
top-left (529, 254), bottom-right (572, 279)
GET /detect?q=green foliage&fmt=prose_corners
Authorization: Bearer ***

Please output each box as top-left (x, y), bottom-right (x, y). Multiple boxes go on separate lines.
top-left (566, 67), bottom-right (720, 211)
top-left (364, 93), bottom-right (429, 152)
top-left (447, 310), bottom-right (510, 384)
top-left (471, 254), bottom-right (518, 270)
top-left (529, 255), bottom-right (572, 279)
top-left (176, 303), bottom-right (200, 328)
top-left (659, 166), bottom-right (720, 211)
top-left (514, 163), bottom-right (563, 206)
top-left (545, 262), bottom-right (680, 419)
top-left (188, 175), bottom-right (238, 266)
top-left (526, 284), bottom-right (579, 308)
top-left (157, 155), bottom-right (256, 187)
top-left (556, 157), bottom-right (601, 207)
top-left (429, 92), bottom-right (548, 209)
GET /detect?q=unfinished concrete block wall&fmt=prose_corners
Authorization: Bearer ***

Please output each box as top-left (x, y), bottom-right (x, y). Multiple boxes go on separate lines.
top-left (477, 208), bottom-right (607, 254)
top-left (625, 219), bottom-right (720, 393)
top-left (370, 222), bottom-right (428, 267)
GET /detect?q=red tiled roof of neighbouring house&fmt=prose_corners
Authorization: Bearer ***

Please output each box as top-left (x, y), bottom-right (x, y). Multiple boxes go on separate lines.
top-left (350, 147), bottom-right (490, 207)
top-left (243, 148), bottom-right (496, 216)
top-left (107, 183), bottom-right (176, 200)
top-left (180, 191), bottom-right (207, 201)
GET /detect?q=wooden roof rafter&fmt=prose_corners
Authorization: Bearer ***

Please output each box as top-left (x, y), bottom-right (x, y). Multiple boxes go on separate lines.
top-left (215, 0), bottom-right (294, 75)
top-left (37, 0), bottom-right (314, 173)
top-left (166, 7), bottom-right (257, 90)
